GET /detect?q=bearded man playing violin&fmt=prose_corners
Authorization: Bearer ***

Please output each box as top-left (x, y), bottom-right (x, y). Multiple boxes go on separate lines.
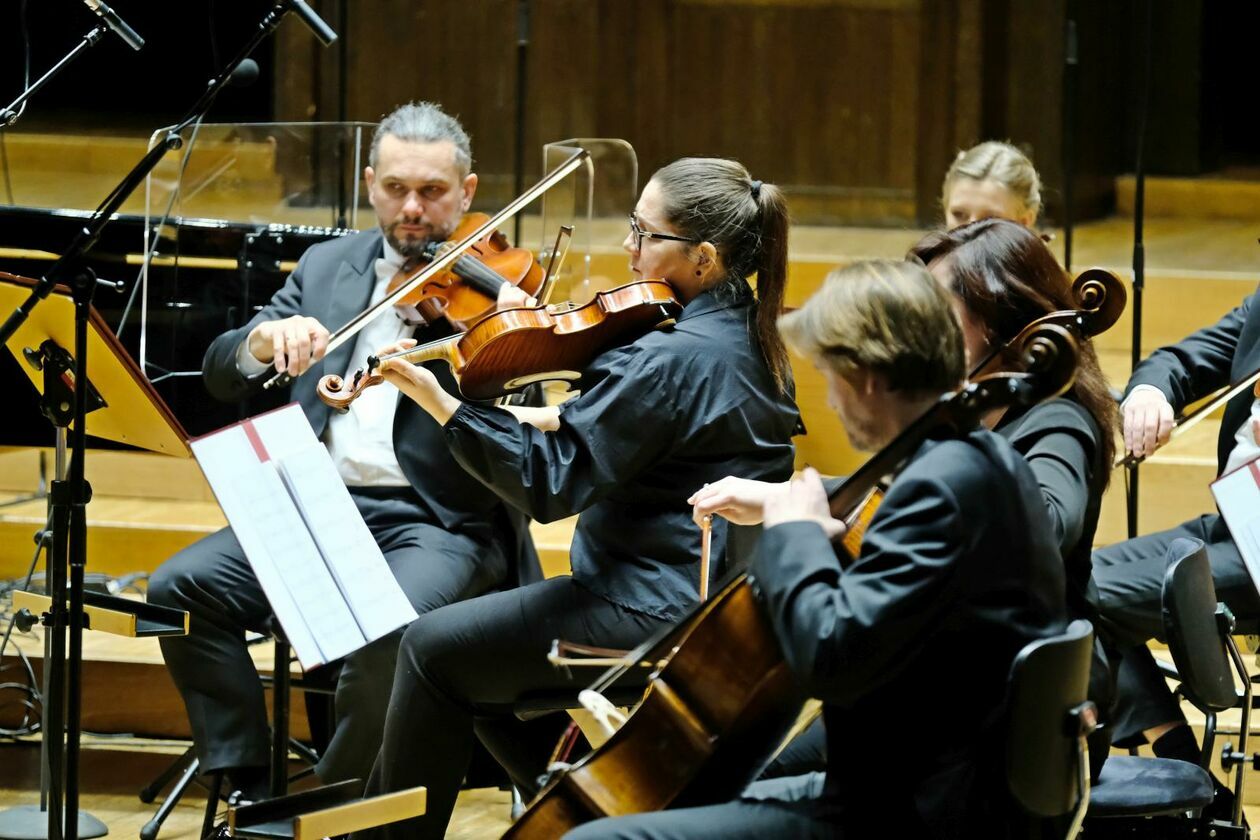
top-left (147, 100), bottom-right (538, 800)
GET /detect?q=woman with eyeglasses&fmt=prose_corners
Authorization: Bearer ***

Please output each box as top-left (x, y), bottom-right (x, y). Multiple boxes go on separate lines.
top-left (351, 157), bottom-right (801, 840)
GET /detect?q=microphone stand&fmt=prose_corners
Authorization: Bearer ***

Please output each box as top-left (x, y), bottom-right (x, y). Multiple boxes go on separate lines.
top-left (1061, 6), bottom-right (1078, 271)
top-left (512, 0), bottom-right (532, 244)
top-left (0, 5), bottom-right (336, 839)
top-left (334, 0), bottom-right (350, 228)
top-left (1126, 0), bottom-right (1153, 540)
top-left (0, 24), bottom-right (110, 127)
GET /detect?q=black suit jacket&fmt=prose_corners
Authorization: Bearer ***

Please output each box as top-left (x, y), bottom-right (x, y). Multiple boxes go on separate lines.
top-left (1126, 287), bottom-right (1260, 475)
top-left (202, 228), bottom-right (539, 581)
top-left (751, 429), bottom-right (1067, 834)
top-left (996, 397), bottom-right (1104, 619)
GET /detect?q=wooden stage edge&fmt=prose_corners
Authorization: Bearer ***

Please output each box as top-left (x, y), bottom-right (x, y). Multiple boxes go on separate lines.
top-left (0, 739), bottom-right (512, 840)
top-left (3, 736), bottom-right (1260, 837)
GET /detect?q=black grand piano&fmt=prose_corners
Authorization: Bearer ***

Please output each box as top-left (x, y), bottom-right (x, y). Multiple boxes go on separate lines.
top-left (0, 204), bottom-right (356, 444)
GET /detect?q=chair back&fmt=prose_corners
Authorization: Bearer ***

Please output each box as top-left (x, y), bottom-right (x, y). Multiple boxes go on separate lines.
top-left (1007, 618), bottom-right (1095, 818)
top-left (1162, 537), bottom-right (1237, 713)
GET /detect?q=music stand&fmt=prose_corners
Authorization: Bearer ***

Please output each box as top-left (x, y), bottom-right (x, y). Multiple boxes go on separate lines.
top-left (0, 271), bottom-right (189, 840)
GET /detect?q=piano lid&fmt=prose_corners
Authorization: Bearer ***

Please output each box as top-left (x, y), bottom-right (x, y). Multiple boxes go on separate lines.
top-left (0, 204), bottom-right (357, 262)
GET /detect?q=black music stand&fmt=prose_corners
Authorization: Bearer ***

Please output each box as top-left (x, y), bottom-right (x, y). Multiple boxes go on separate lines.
top-left (0, 6), bottom-right (336, 839)
top-left (0, 272), bottom-right (189, 840)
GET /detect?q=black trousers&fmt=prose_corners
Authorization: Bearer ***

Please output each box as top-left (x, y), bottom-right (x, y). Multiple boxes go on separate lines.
top-left (358, 576), bottom-right (670, 840)
top-left (147, 488), bottom-right (506, 784)
top-left (759, 717), bottom-right (826, 780)
top-left (1092, 513), bottom-right (1260, 743)
top-left (562, 774), bottom-right (840, 839)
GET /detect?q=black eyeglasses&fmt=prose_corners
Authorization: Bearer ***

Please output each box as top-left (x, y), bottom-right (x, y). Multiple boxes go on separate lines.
top-left (628, 214), bottom-right (700, 251)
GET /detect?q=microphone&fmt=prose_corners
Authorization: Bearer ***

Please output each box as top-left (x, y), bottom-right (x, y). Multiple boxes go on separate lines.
top-left (81, 0), bottom-right (144, 51)
top-left (228, 58), bottom-right (260, 88)
top-left (287, 0), bottom-right (338, 47)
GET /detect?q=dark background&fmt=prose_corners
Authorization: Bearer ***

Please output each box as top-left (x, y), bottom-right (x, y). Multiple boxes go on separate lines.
top-left (0, 0), bottom-right (276, 131)
top-left (3, 0), bottom-right (1259, 226)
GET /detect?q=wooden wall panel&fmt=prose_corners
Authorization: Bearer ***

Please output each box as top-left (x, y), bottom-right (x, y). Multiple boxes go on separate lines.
top-left (275, 0), bottom-right (995, 225)
top-left (272, 0), bottom-right (1134, 227)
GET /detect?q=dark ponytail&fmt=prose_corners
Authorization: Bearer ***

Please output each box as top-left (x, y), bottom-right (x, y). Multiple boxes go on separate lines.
top-left (751, 183), bottom-right (790, 391)
top-left (651, 158), bottom-right (792, 391)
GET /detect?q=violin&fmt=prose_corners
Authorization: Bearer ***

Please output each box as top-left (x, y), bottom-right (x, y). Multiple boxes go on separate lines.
top-left (392, 211), bottom-right (544, 329)
top-left (316, 279), bottom-right (682, 408)
top-left (261, 148), bottom-right (590, 392)
top-left (503, 322), bottom-right (1083, 839)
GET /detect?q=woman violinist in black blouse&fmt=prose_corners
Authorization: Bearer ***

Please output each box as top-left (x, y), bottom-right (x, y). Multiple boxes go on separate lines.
top-left (353, 157), bottom-right (801, 840)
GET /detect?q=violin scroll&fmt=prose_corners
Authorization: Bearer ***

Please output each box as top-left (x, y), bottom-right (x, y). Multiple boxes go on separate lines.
top-left (316, 368), bottom-right (384, 413)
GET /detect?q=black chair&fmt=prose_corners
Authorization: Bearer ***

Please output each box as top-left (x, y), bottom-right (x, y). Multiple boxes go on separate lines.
top-left (138, 626), bottom-right (335, 840)
top-left (1007, 618), bottom-right (1097, 839)
top-left (1085, 537), bottom-right (1243, 836)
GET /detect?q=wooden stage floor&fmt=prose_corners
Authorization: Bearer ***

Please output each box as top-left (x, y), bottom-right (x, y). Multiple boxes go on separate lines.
top-left (0, 739), bottom-right (512, 839)
top-left (4, 738), bottom-right (1260, 836)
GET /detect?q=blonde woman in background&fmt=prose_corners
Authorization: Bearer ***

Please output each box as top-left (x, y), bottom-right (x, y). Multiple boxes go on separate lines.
top-left (942, 140), bottom-right (1041, 230)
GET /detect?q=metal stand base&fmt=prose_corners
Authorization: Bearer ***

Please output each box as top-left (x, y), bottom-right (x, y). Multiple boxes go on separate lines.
top-left (0, 806), bottom-right (107, 840)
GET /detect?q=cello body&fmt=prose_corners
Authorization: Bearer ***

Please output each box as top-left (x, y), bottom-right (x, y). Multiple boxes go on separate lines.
top-left (503, 576), bottom-right (803, 838)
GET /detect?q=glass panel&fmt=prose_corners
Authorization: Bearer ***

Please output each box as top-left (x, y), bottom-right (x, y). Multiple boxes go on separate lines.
top-left (139, 122), bottom-right (374, 384)
top-left (539, 139), bottom-right (638, 305)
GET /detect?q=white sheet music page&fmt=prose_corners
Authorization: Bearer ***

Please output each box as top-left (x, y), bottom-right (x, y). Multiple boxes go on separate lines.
top-left (1211, 456), bottom-right (1260, 601)
top-left (190, 404), bottom-right (366, 669)
top-left (274, 444), bottom-right (418, 641)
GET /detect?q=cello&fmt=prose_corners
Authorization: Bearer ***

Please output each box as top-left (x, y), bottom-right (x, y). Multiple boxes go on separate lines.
top-left (502, 319), bottom-right (1083, 838)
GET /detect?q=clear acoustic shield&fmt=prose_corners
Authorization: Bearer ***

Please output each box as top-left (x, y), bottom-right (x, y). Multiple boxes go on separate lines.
top-left (539, 139), bottom-right (638, 305)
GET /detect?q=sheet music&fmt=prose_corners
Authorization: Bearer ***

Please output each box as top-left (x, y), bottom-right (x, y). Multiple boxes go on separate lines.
top-left (1211, 459), bottom-right (1260, 602)
top-left (190, 404), bottom-right (415, 669)
top-left (276, 445), bottom-right (418, 640)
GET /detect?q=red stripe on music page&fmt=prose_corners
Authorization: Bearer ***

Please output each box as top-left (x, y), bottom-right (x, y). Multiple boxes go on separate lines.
top-left (241, 419), bottom-right (270, 463)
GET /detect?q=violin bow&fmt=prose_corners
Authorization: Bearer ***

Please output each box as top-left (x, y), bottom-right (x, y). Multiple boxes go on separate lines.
top-left (699, 514), bottom-right (712, 602)
top-left (262, 147), bottom-right (590, 391)
top-left (1116, 366), bottom-right (1260, 468)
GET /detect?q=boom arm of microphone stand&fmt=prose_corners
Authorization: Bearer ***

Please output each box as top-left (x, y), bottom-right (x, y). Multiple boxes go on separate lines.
top-left (0, 1), bottom-right (334, 347)
top-left (0, 24), bottom-right (110, 128)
